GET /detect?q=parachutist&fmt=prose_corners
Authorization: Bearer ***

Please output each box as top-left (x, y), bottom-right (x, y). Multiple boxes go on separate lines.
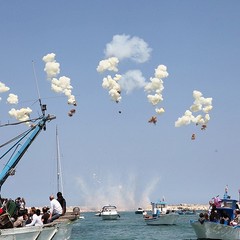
top-left (118, 111), bottom-right (121, 114)
top-left (201, 124), bottom-right (207, 130)
top-left (148, 116), bottom-right (157, 125)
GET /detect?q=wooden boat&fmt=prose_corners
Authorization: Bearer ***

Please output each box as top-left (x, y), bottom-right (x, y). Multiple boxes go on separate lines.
top-left (144, 200), bottom-right (179, 225)
top-left (191, 187), bottom-right (240, 240)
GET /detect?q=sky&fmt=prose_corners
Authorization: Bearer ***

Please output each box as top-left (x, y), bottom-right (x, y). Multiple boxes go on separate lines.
top-left (0, 0), bottom-right (240, 211)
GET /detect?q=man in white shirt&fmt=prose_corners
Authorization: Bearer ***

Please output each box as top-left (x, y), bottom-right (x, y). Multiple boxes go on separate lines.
top-left (49, 195), bottom-right (63, 222)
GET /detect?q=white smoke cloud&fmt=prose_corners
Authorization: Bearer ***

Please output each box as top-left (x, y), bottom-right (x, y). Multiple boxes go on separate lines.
top-left (155, 107), bottom-right (165, 114)
top-left (102, 74), bottom-right (122, 102)
top-left (175, 90), bottom-right (213, 128)
top-left (119, 70), bottom-right (146, 94)
top-left (43, 53), bottom-right (76, 106)
top-left (7, 93), bottom-right (18, 104)
top-left (75, 173), bottom-right (160, 211)
top-left (8, 107), bottom-right (32, 122)
top-left (97, 35), bottom-right (152, 104)
top-left (104, 34), bottom-right (152, 63)
top-left (96, 57), bottom-right (119, 73)
top-left (42, 53), bottom-right (60, 79)
top-left (0, 82), bottom-right (10, 93)
top-left (145, 64), bottom-right (169, 116)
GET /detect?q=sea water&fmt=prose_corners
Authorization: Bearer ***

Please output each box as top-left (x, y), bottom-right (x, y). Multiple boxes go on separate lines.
top-left (70, 212), bottom-right (199, 240)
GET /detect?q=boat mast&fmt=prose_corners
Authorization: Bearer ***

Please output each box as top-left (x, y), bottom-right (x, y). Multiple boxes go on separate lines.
top-left (56, 126), bottom-right (64, 194)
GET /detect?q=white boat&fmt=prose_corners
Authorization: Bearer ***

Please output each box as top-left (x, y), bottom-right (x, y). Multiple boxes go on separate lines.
top-left (101, 205), bottom-right (120, 220)
top-left (144, 200), bottom-right (179, 225)
top-left (191, 186), bottom-right (240, 240)
top-left (0, 106), bottom-right (80, 239)
top-left (135, 208), bottom-right (144, 214)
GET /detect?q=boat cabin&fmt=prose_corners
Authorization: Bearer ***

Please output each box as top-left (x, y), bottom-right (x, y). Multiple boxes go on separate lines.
top-left (151, 201), bottom-right (168, 216)
top-left (101, 205), bottom-right (117, 212)
top-left (216, 198), bottom-right (238, 221)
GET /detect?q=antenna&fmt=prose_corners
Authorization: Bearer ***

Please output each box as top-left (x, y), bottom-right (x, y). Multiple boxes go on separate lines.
top-left (32, 60), bottom-right (47, 116)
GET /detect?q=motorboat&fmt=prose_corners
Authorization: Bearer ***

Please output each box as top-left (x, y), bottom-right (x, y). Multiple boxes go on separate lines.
top-left (135, 208), bottom-right (144, 214)
top-left (144, 200), bottom-right (179, 225)
top-left (101, 205), bottom-right (120, 220)
top-left (191, 186), bottom-right (240, 240)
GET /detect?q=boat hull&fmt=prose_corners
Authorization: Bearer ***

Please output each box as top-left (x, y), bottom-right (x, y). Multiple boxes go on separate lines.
top-left (191, 220), bottom-right (240, 240)
top-left (144, 213), bottom-right (179, 225)
top-left (101, 213), bottom-right (119, 220)
top-left (0, 218), bottom-right (76, 240)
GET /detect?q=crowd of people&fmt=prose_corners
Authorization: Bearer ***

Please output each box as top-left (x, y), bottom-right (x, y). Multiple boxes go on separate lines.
top-left (198, 198), bottom-right (240, 226)
top-left (1, 192), bottom-right (67, 228)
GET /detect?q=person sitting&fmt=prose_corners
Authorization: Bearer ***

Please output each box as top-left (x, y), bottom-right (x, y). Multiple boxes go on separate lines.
top-left (57, 192), bottom-right (66, 216)
top-left (41, 206), bottom-right (50, 224)
top-left (220, 211), bottom-right (230, 225)
top-left (48, 195), bottom-right (63, 222)
top-left (13, 212), bottom-right (28, 227)
top-left (198, 212), bottom-right (205, 224)
top-left (230, 209), bottom-right (240, 226)
top-left (26, 208), bottom-right (43, 227)
top-left (209, 205), bottom-right (219, 222)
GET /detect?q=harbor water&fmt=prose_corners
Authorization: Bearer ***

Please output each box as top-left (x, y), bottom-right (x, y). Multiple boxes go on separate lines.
top-left (70, 212), bottom-right (199, 240)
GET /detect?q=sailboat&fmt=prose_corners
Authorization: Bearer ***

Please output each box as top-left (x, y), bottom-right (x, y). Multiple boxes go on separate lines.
top-left (0, 106), bottom-right (80, 239)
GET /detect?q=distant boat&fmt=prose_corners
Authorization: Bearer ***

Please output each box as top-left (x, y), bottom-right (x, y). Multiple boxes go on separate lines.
top-left (191, 186), bottom-right (240, 240)
top-left (177, 209), bottom-right (196, 215)
top-left (135, 208), bottom-right (144, 214)
top-left (144, 199), bottom-right (179, 225)
top-left (101, 205), bottom-right (120, 220)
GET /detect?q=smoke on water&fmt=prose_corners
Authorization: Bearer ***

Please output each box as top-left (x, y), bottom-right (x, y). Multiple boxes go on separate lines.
top-left (75, 173), bottom-right (160, 211)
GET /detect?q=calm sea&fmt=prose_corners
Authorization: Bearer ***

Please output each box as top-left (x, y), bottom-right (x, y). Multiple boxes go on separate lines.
top-left (70, 212), bottom-right (199, 240)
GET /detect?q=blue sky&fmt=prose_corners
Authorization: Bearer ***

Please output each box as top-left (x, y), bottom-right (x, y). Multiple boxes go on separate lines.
top-left (0, 0), bottom-right (240, 210)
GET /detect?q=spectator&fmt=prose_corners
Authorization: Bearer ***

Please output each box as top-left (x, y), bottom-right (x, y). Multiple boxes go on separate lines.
top-left (41, 206), bottom-right (50, 224)
top-left (26, 208), bottom-right (43, 227)
top-left (49, 195), bottom-right (62, 222)
top-left (57, 192), bottom-right (66, 216)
